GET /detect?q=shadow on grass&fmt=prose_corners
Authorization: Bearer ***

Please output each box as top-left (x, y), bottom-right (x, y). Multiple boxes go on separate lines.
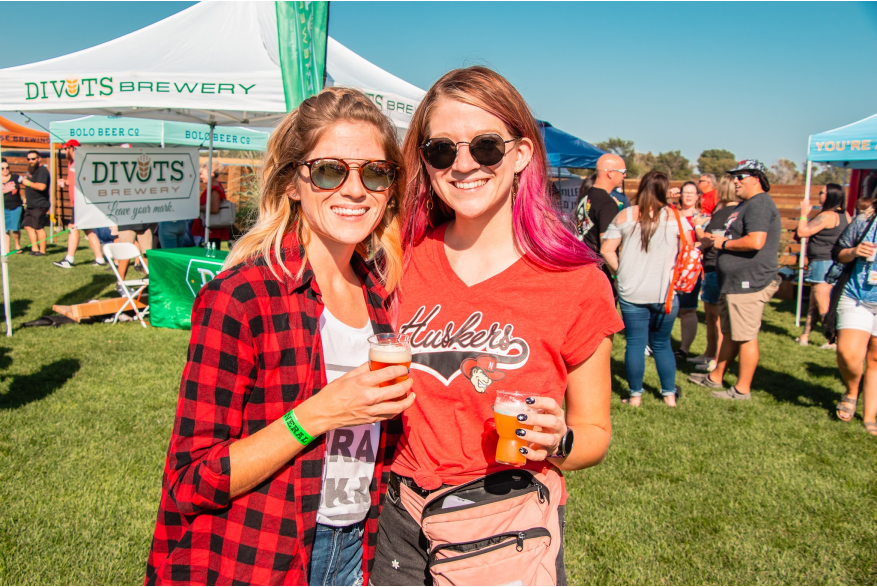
top-left (0, 358), bottom-right (80, 410)
top-left (610, 355), bottom-right (627, 396)
top-left (755, 363), bottom-right (838, 413)
top-left (610, 347), bottom-right (672, 400)
top-left (0, 347), bottom-right (11, 370)
top-left (804, 361), bottom-right (839, 380)
top-left (0, 298), bottom-right (32, 321)
top-left (41, 274), bottom-right (117, 315)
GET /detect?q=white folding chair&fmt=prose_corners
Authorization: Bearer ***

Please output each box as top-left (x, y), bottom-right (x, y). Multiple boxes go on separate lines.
top-left (103, 243), bottom-right (149, 328)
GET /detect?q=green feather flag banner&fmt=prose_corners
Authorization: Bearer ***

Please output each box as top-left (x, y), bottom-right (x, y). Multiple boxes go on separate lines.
top-left (276, 1), bottom-right (329, 111)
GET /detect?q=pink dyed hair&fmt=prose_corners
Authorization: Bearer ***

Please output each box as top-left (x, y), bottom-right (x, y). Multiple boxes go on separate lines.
top-left (400, 66), bottom-right (599, 270)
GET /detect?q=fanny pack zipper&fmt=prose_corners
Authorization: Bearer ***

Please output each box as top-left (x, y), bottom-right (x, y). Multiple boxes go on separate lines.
top-left (421, 470), bottom-right (549, 522)
top-left (428, 528), bottom-right (552, 568)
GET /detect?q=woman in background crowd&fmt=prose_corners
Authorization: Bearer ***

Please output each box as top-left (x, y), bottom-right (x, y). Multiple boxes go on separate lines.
top-left (674, 180), bottom-right (709, 360)
top-left (602, 170), bottom-right (692, 407)
top-left (1, 158), bottom-right (23, 254)
top-left (191, 164), bottom-right (229, 249)
top-left (690, 175), bottom-right (738, 372)
top-left (796, 183), bottom-right (850, 348)
top-left (832, 195), bottom-right (877, 433)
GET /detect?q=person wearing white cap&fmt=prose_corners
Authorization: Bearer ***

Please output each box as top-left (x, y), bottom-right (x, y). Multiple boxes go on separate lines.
top-left (53, 140), bottom-right (106, 269)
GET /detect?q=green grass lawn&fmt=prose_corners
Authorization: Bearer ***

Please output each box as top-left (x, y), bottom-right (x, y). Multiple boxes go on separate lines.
top-left (1, 235), bottom-right (876, 585)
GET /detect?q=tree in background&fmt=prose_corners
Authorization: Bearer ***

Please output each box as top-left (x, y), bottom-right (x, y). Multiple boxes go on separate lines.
top-left (653, 150), bottom-right (694, 180)
top-left (697, 149), bottom-right (737, 177)
top-left (767, 159), bottom-right (802, 185)
top-left (812, 163), bottom-right (846, 185)
top-left (595, 137), bottom-right (641, 178)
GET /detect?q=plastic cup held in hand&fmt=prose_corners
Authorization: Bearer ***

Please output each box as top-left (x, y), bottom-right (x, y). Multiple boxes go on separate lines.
top-left (368, 333), bottom-right (412, 397)
top-left (492, 390), bottom-right (540, 466)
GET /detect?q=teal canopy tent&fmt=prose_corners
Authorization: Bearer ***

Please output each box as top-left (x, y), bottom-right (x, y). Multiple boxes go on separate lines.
top-left (50, 116), bottom-right (269, 151)
top-left (796, 112), bottom-right (877, 326)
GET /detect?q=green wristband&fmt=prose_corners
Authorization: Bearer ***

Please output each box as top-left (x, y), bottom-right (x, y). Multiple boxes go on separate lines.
top-left (799, 216), bottom-right (808, 220)
top-left (282, 409), bottom-right (315, 446)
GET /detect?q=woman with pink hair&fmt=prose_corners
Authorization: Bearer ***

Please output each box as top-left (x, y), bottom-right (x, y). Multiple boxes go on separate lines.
top-left (371, 67), bottom-right (623, 586)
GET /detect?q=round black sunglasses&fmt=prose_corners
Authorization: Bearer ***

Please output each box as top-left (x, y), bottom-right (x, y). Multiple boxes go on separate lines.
top-left (420, 133), bottom-right (518, 170)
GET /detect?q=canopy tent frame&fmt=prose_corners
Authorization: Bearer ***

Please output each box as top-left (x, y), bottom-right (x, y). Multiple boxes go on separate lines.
top-left (794, 111), bottom-right (877, 327)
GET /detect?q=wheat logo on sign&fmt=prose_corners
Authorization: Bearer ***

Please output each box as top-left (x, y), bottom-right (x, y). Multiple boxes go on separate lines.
top-left (65, 79), bottom-right (80, 97)
top-left (137, 154), bottom-right (152, 182)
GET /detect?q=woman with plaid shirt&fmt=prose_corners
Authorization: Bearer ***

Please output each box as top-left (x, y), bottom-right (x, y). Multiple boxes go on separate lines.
top-left (146, 88), bottom-right (413, 586)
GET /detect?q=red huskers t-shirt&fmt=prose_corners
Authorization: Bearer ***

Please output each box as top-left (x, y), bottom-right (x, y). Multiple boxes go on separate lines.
top-left (392, 225), bottom-right (624, 492)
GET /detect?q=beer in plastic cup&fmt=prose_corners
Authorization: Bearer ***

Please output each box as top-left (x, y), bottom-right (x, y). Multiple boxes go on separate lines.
top-left (492, 391), bottom-right (539, 466)
top-left (367, 333), bottom-right (412, 395)
top-left (711, 230), bottom-right (725, 237)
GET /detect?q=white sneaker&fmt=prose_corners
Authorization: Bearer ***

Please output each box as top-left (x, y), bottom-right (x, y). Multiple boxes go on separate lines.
top-left (696, 359), bottom-right (717, 372)
top-left (53, 260), bottom-right (73, 269)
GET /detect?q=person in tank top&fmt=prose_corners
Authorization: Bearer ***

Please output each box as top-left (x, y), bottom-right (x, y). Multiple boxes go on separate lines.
top-left (796, 183), bottom-right (850, 348)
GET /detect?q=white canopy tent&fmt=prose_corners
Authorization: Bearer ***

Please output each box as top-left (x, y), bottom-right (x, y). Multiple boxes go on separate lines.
top-left (0, 2), bottom-right (425, 131)
top-left (795, 112), bottom-right (877, 327)
top-left (0, 1), bottom-right (425, 336)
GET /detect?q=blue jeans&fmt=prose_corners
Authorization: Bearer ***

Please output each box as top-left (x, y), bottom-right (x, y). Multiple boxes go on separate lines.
top-left (157, 220), bottom-right (193, 249)
top-left (309, 521), bottom-right (365, 586)
top-left (700, 271), bottom-right (721, 305)
top-left (806, 259), bottom-right (833, 284)
top-left (619, 297), bottom-right (679, 396)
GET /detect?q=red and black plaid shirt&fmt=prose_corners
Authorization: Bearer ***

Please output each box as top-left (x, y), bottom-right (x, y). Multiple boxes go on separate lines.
top-left (146, 234), bottom-right (401, 585)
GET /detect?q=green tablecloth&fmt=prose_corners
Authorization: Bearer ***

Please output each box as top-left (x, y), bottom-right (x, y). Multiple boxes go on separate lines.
top-left (146, 247), bottom-right (229, 329)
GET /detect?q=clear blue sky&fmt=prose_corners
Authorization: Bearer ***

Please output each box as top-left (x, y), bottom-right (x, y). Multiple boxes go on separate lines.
top-left (2, 1), bottom-right (876, 170)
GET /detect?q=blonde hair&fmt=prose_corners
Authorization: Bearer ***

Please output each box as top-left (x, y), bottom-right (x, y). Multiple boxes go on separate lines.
top-left (224, 87), bottom-right (404, 293)
top-left (716, 174), bottom-right (739, 209)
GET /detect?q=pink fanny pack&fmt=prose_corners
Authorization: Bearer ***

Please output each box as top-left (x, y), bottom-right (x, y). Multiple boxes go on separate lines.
top-left (398, 469), bottom-right (563, 586)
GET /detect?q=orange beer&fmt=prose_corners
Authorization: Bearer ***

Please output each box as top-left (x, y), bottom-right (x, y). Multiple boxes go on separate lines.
top-left (367, 334), bottom-right (412, 398)
top-left (493, 391), bottom-right (539, 466)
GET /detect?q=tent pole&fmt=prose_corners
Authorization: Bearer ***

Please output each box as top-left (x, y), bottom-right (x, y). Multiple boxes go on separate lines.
top-left (49, 144), bottom-right (56, 242)
top-left (205, 122), bottom-right (215, 245)
top-left (0, 141), bottom-right (11, 336)
top-left (795, 160), bottom-right (813, 328)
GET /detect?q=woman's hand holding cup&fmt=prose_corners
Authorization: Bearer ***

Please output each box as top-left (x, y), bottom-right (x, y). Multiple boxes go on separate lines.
top-left (515, 396), bottom-right (568, 462)
top-left (856, 241), bottom-right (877, 261)
top-left (296, 363), bottom-right (414, 437)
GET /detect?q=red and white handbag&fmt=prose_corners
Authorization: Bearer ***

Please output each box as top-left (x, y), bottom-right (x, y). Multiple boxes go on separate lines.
top-left (665, 206), bottom-right (703, 314)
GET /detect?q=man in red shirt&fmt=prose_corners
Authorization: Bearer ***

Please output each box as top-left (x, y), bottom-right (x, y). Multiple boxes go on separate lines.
top-left (699, 173), bottom-right (718, 215)
top-left (53, 140), bottom-right (107, 269)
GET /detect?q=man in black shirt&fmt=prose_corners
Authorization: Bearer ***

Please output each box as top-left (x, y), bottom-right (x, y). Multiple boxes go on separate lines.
top-left (689, 159), bottom-right (781, 400)
top-left (582, 153), bottom-right (626, 256)
top-left (20, 150), bottom-right (51, 256)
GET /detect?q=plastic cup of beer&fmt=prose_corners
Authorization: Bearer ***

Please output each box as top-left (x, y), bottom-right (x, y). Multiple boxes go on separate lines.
top-left (493, 391), bottom-right (540, 466)
top-left (711, 230), bottom-right (725, 237)
top-left (368, 333), bottom-right (412, 396)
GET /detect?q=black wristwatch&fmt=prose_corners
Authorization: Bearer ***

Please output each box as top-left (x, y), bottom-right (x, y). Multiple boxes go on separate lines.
top-left (721, 239), bottom-right (728, 250)
top-left (552, 428), bottom-right (574, 458)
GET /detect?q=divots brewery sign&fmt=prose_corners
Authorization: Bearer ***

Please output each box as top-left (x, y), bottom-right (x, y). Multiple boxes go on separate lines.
top-left (73, 147), bottom-right (200, 229)
top-left (24, 78), bottom-right (257, 101)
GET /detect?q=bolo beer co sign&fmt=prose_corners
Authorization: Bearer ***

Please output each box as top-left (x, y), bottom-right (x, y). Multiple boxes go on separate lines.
top-left (73, 147), bottom-right (200, 229)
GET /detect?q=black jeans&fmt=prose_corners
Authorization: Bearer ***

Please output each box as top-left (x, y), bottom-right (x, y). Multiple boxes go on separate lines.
top-left (370, 475), bottom-right (567, 586)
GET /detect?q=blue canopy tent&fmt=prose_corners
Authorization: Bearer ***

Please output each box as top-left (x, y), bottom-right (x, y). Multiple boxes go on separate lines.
top-left (537, 120), bottom-right (605, 170)
top-left (796, 112), bottom-right (877, 325)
